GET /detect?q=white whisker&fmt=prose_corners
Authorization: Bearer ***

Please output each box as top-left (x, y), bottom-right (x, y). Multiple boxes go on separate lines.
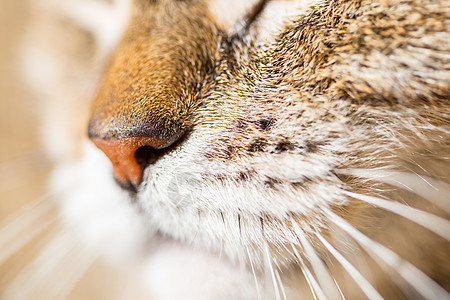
top-left (275, 268), bottom-right (288, 300)
top-left (2, 227), bottom-right (74, 299)
top-left (291, 244), bottom-right (325, 300)
top-left (51, 248), bottom-right (98, 300)
top-left (344, 191), bottom-right (450, 240)
top-left (325, 209), bottom-right (450, 299)
top-left (263, 242), bottom-right (281, 300)
top-left (315, 233), bottom-right (383, 300)
top-left (333, 277), bottom-right (345, 300)
top-left (0, 193), bottom-right (58, 264)
top-left (0, 179), bottom-right (80, 265)
top-left (291, 223), bottom-right (342, 299)
top-left (339, 169), bottom-right (450, 213)
top-left (2, 226), bottom-right (97, 300)
top-left (0, 216), bottom-right (57, 266)
top-left (0, 191), bottom-right (53, 227)
top-left (246, 244), bottom-right (262, 300)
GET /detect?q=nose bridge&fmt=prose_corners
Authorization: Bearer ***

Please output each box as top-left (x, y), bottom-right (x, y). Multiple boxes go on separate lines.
top-left (87, 40), bottom-right (183, 142)
top-left (87, 36), bottom-right (186, 187)
top-left (87, 1), bottom-right (220, 188)
top-left (88, 0), bottom-right (220, 141)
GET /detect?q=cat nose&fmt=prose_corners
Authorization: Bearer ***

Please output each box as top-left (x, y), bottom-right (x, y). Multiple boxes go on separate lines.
top-left (90, 136), bottom-right (169, 189)
top-left (90, 136), bottom-right (168, 188)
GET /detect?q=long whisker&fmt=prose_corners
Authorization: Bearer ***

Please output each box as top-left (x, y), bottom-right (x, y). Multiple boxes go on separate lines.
top-left (0, 177), bottom-right (80, 265)
top-left (291, 244), bottom-right (325, 300)
top-left (325, 209), bottom-right (450, 299)
top-left (0, 190), bottom-right (53, 227)
top-left (246, 244), bottom-right (262, 300)
top-left (275, 267), bottom-right (287, 300)
top-left (0, 193), bottom-right (58, 264)
top-left (344, 191), bottom-right (450, 240)
top-left (291, 223), bottom-right (342, 299)
top-left (263, 242), bottom-right (281, 300)
top-left (338, 169), bottom-right (450, 213)
top-left (333, 277), bottom-right (345, 300)
top-left (4, 226), bottom-right (98, 300)
top-left (315, 233), bottom-right (383, 300)
top-left (51, 247), bottom-right (98, 300)
top-left (2, 226), bottom-right (83, 299)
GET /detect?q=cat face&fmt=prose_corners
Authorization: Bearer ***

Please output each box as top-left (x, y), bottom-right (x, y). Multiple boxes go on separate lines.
top-left (87, 0), bottom-right (348, 262)
top-left (26, 0), bottom-right (450, 298)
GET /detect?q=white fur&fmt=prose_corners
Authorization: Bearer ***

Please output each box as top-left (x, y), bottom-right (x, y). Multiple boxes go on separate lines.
top-left (208, 0), bottom-right (319, 44)
top-left (142, 242), bottom-right (261, 300)
top-left (51, 142), bottom-right (149, 263)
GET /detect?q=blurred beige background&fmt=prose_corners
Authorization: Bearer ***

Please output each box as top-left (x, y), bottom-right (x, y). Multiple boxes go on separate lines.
top-left (0, 1), bottom-right (147, 298)
top-left (0, 0), bottom-right (50, 215)
top-left (0, 0), bottom-right (54, 295)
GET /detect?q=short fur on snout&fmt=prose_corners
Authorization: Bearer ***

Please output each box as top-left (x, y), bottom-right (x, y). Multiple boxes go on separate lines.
top-left (88, 1), bottom-right (220, 142)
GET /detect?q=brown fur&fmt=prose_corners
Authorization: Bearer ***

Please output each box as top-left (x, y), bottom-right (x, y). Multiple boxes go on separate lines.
top-left (86, 0), bottom-right (449, 298)
top-left (89, 0), bottom-right (220, 142)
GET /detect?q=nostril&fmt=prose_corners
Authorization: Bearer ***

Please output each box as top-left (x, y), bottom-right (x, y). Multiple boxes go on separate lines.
top-left (134, 146), bottom-right (169, 169)
top-left (90, 130), bottom-right (189, 192)
top-left (90, 137), bottom-right (170, 190)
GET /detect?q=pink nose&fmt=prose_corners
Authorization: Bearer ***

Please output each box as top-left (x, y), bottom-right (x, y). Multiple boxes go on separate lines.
top-left (91, 137), bottom-right (167, 187)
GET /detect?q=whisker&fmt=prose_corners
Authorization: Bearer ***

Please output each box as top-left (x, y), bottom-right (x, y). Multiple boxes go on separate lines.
top-left (291, 223), bottom-right (342, 299)
top-left (275, 268), bottom-right (287, 300)
top-left (0, 191), bottom-right (53, 227)
top-left (338, 169), bottom-right (450, 213)
top-left (51, 247), bottom-right (98, 300)
top-left (0, 193), bottom-right (58, 264)
top-left (3, 224), bottom-right (98, 300)
top-left (325, 209), bottom-right (450, 299)
top-left (291, 244), bottom-right (326, 300)
top-left (245, 244), bottom-right (262, 300)
top-left (333, 277), bottom-right (345, 300)
top-left (315, 233), bottom-right (383, 300)
top-left (303, 271), bottom-right (318, 300)
top-left (2, 226), bottom-right (72, 299)
top-left (0, 178), bottom-right (80, 265)
top-left (344, 191), bottom-right (450, 241)
top-left (0, 216), bottom-right (57, 266)
top-left (263, 242), bottom-right (281, 300)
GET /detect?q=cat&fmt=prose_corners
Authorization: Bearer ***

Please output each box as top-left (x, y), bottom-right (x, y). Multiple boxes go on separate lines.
top-left (2, 0), bottom-right (449, 299)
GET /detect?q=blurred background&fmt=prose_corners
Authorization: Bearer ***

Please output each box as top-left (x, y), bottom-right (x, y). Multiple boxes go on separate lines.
top-left (0, 0), bottom-right (50, 216)
top-left (0, 0), bottom-right (147, 298)
top-left (0, 0), bottom-right (55, 296)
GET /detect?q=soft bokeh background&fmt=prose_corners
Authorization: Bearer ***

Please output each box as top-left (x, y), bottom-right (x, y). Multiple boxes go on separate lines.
top-left (0, 0), bottom-right (55, 296)
top-left (0, 0), bottom-right (50, 217)
top-left (0, 1), bottom-right (147, 298)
